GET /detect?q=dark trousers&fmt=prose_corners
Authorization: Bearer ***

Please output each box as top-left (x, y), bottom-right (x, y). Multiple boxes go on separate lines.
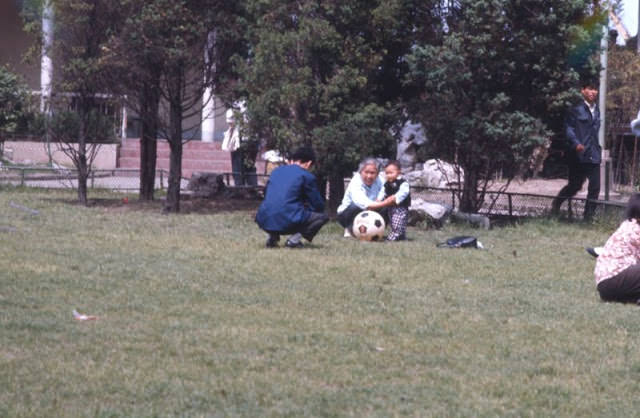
top-left (552, 162), bottom-right (600, 219)
top-left (267, 212), bottom-right (329, 242)
top-left (337, 203), bottom-right (388, 228)
top-left (337, 203), bottom-right (363, 229)
top-left (597, 264), bottom-right (640, 303)
top-left (230, 150), bottom-right (257, 186)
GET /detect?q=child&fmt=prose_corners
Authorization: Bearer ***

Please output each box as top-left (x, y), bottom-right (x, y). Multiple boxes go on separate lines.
top-left (379, 160), bottom-right (411, 241)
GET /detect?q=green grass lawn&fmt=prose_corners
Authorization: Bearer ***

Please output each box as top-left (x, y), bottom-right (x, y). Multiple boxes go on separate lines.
top-left (1, 187), bottom-right (639, 417)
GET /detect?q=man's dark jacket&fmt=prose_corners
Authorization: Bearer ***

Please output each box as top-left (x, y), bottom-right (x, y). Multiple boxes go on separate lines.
top-left (565, 101), bottom-right (601, 165)
top-left (255, 164), bottom-right (324, 233)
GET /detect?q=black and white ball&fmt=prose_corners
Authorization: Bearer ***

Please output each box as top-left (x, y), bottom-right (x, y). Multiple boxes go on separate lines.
top-left (353, 210), bottom-right (386, 241)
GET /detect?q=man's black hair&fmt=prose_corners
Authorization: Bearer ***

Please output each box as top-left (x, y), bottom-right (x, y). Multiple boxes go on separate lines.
top-left (581, 80), bottom-right (598, 89)
top-left (625, 193), bottom-right (640, 221)
top-left (290, 146), bottom-right (316, 163)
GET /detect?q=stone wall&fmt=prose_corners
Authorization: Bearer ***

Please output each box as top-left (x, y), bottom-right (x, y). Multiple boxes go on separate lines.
top-left (3, 141), bottom-right (118, 170)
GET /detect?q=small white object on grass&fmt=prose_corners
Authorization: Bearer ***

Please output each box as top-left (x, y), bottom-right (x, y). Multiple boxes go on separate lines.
top-left (9, 201), bottom-right (39, 216)
top-left (72, 309), bottom-right (97, 321)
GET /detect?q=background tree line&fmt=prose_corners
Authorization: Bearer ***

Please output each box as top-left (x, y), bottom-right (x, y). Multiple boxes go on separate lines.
top-left (13, 0), bottom-right (611, 213)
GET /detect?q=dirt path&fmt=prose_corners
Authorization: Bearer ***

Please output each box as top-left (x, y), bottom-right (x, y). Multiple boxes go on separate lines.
top-left (500, 178), bottom-right (626, 202)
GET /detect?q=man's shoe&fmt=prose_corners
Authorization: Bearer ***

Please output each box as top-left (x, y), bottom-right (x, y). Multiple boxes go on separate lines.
top-left (586, 247), bottom-right (603, 258)
top-left (343, 228), bottom-right (353, 238)
top-left (285, 240), bottom-right (304, 248)
top-left (266, 236), bottom-right (279, 248)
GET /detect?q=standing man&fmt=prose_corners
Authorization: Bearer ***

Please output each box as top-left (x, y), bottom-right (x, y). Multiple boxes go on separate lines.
top-left (552, 82), bottom-right (601, 220)
top-left (221, 108), bottom-right (243, 186)
top-left (222, 106), bottom-right (258, 186)
top-left (255, 146), bottom-right (329, 248)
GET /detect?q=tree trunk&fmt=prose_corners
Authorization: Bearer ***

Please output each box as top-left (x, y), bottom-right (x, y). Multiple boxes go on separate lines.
top-left (460, 166), bottom-right (479, 213)
top-left (77, 116), bottom-right (89, 206)
top-left (327, 172), bottom-right (345, 218)
top-left (139, 80), bottom-right (160, 201)
top-left (77, 155), bottom-right (88, 205)
top-left (165, 138), bottom-right (182, 213)
top-left (164, 75), bottom-right (183, 213)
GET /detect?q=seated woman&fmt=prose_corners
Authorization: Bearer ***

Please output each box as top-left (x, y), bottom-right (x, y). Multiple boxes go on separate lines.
top-left (336, 157), bottom-right (396, 237)
top-left (595, 193), bottom-right (640, 304)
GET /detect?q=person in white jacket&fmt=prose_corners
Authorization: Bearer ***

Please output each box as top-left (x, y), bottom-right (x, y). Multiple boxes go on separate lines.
top-left (222, 107), bottom-right (257, 186)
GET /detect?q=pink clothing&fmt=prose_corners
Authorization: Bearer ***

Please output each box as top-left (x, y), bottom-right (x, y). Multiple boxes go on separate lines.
top-left (594, 219), bottom-right (640, 284)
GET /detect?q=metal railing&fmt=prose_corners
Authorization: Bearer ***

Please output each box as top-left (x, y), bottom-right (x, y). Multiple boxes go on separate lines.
top-left (410, 185), bottom-right (627, 220)
top-left (0, 166), bottom-right (175, 191)
top-left (0, 166), bottom-right (270, 192)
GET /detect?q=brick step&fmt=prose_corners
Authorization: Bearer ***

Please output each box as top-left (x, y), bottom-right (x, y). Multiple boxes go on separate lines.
top-left (119, 157), bottom-right (231, 170)
top-left (119, 148), bottom-right (231, 160)
top-left (118, 138), bottom-right (266, 178)
top-left (120, 138), bottom-right (223, 151)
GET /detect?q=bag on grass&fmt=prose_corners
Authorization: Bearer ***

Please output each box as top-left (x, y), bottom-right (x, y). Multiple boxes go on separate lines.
top-left (437, 235), bottom-right (483, 249)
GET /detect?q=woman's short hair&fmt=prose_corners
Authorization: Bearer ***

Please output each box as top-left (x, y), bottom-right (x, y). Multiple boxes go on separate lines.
top-left (626, 193), bottom-right (640, 220)
top-left (358, 157), bottom-right (380, 173)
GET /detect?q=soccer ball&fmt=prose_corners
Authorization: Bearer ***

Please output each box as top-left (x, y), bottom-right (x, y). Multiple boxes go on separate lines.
top-left (352, 210), bottom-right (386, 241)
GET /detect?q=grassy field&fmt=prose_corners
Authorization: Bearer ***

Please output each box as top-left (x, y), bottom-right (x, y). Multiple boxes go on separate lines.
top-left (2, 187), bottom-right (639, 417)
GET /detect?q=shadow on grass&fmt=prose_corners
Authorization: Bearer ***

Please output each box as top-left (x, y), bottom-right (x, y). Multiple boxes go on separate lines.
top-left (46, 195), bottom-right (262, 214)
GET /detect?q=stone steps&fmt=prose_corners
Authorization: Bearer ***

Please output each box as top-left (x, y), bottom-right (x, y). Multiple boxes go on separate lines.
top-left (118, 138), bottom-right (265, 179)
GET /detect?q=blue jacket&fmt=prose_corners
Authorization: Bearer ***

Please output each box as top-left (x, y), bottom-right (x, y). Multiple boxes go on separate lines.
top-left (565, 101), bottom-right (601, 165)
top-left (255, 164), bottom-right (325, 233)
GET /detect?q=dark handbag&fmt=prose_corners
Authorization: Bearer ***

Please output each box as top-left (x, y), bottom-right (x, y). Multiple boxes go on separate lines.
top-left (437, 236), bottom-right (480, 248)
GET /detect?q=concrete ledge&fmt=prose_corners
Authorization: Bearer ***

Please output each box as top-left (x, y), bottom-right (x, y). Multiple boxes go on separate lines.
top-left (3, 140), bottom-right (118, 170)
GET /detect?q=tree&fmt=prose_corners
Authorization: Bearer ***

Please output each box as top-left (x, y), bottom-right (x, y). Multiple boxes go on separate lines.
top-left (0, 66), bottom-right (33, 155)
top-left (28, 0), bottom-right (124, 205)
top-left (107, 0), bottom-right (246, 212)
top-left (103, 0), bottom-right (167, 201)
top-left (238, 0), bottom-right (441, 214)
top-left (605, 38), bottom-right (640, 185)
top-left (405, 0), bottom-right (605, 212)
top-left (159, 0), bottom-right (246, 213)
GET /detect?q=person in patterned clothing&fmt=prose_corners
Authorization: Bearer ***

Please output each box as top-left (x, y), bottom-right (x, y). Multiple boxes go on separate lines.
top-left (379, 160), bottom-right (411, 241)
top-left (594, 194), bottom-right (640, 303)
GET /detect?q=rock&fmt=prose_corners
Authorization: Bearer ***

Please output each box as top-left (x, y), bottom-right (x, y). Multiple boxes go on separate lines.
top-left (223, 186), bottom-right (264, 200)
top-left (404, 159), bottom-right (463, 189)
top-left (408, 197), bottom-right (452, 228)
top-left (187, 172), bottom-right (226, 198)
top-left (408, 197), bottom-right (489, 229)
top-left (396, 121), bottom-right (428, 171)
top-left (3, 147), bottom-right (14, 162)
top-left (450, 211), bottom-right (490, 230)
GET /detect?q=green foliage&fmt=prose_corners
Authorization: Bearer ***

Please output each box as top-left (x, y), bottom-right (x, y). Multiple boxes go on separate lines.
top-left (19, 0), bottom-right (46, 62)
top-left (50, 0), bottom-right (124, 97)
top-left (405, 0), bottom-right (605, 212)
top-left (0, 66), bottom-right (33, 136)
top-left (238, 0), bottom-right (438, 186)
top-left (605, 43), bottom-right (640, 186)
top-left (607, 45), bottom-right (640, 122)
top-left (104, 0), bottom-right (248, 211)
top-left (47, 110), bottom-right (116, 144)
